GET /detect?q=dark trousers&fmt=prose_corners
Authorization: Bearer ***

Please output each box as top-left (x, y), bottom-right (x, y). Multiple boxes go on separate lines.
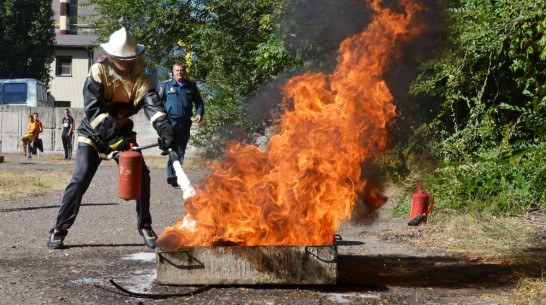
top-left (51, 143), bottom-right (152, 235)
top-left (62, 134), bottom-right (73, 158)
top-left (30, 139), bottom-right (43, 154)
top-left (166, 119), bottom-right (192, 179)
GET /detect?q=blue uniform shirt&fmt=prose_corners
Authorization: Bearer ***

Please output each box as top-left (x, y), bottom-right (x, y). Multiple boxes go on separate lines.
top-left (158, 79), bottom-right (204, 122)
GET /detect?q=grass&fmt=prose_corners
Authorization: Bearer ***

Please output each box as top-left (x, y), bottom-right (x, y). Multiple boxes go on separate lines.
top-left (384, 210), bottom-right (546, 304)
top-left (515, 274), bottom-right (546, 305)
top-left (0, 167), bottom-right (71, 202)
top-left (431, 213), bottom-right (540, 256)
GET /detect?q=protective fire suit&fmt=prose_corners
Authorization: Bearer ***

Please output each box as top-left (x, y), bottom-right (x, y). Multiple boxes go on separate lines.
top-left (50, 57), bottom-right (173, 235)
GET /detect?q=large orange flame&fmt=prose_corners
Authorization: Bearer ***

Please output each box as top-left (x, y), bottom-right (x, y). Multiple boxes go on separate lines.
top-left (158, 0), bottom-right (426, 249)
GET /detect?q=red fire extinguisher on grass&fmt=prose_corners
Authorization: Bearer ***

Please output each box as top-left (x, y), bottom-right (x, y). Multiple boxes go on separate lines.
top-left (118, 146), bottom-right (143, 200)
top-left (408, 184), bottom-right (434, 226)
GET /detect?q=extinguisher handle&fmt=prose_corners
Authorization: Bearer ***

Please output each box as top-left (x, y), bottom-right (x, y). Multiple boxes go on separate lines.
top-left (423, 190), bottom-right (434, 215)
top-left (130, 143), bottom-right (160, 151)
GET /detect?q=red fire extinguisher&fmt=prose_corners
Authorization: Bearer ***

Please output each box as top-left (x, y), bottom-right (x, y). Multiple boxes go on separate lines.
top-left (408, 184), bottom-right (434, 226)
top-left (118, 147), bottom-right (143, 200)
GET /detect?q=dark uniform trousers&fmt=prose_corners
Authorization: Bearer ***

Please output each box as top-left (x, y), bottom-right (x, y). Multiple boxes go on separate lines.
top-left (167, 118), bottom-right (192, 178)
top-left (52, 143), bottom-right (152, 235)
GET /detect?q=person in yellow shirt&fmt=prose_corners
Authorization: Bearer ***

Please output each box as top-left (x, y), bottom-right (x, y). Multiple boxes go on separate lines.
top-left (20, 115), bottom-right (39, 159)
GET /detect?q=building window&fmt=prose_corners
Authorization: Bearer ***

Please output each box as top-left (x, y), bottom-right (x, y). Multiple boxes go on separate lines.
top-left (56, 56), bottom-right (72, 76)
top-left (55, 101), bottom-right (71, 108)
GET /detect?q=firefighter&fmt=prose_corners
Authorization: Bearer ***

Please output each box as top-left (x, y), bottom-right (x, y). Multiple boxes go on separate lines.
top-left (47, 28), bottom-right (176, 249)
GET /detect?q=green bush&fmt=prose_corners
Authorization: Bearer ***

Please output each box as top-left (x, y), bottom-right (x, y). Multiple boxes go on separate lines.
top-left (394, 0), bottom-right (546, 216)
top-left (419, 145), bottom-right (546, 215)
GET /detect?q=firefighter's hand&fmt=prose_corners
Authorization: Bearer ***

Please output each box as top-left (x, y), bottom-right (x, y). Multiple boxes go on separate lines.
top-left (108, 132), bottom-right (136, 151)
top-left (157, 124), bottom-right (176, 151)
top-left (99, 116), bottom-right (123, 142)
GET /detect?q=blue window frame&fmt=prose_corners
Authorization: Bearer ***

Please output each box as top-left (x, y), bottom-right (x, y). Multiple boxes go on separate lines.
top-left (2, 83), bottom-right (28, 104)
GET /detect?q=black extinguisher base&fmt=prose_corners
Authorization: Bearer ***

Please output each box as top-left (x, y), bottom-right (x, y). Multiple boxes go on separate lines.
top-left (408, 213), bottom-right (426, 226)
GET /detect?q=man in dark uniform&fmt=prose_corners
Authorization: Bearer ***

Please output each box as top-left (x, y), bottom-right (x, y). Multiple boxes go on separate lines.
top-left (158, 62), bottom-right (204, 187)
top-left (47, 28), bottom-right (176, 249)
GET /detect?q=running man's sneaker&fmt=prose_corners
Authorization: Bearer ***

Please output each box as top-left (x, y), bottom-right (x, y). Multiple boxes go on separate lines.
top-left (139, 224), bottom-right (157, 248)
top-left (47, 230), bottom-right (66, 249)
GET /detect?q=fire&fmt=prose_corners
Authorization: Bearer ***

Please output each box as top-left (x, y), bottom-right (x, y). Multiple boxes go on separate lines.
top-left (158, 0), bottom-right (426, 248)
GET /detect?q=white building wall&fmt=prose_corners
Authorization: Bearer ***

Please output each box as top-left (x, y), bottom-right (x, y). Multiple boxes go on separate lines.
top-left (49, 49), bottom-right (93, 108)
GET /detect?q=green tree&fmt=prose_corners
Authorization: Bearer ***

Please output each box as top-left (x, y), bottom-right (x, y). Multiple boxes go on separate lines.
top-left (88, 0), bottom-right (298, 152)
top-left (89, 0), bottom-right (398, 157)
top-left (411, 0), bottom-right (546, 161)
top-left (0, 0), bottom-right (56, 85)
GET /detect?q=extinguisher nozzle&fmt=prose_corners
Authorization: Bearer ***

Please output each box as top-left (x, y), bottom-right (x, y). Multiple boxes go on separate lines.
top-left (408, 213), bottom-right (426, 226)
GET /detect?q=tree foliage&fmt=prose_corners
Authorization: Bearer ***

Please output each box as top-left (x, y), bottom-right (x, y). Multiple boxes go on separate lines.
top-left (88, 0), bottom-right (298, 152)
top-left (87, 0), bottom-right (378, 154)
top-left (411, 0), bottom-right (546, 162)
top-left (0, 0), bottom-right (56, 85)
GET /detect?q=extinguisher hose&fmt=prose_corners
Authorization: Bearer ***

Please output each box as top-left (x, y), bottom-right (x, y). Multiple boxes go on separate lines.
top-left (423, 190), bottom-right (434, 215)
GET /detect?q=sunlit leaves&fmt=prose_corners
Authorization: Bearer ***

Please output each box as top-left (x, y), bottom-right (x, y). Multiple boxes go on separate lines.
top-left (411, 0), bottom-right (546, 161)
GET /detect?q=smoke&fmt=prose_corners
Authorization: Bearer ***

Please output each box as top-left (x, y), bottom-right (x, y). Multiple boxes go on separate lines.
top-left (385, 0), bottom-right (447, 146)
top-left (279, 0), bottom-right (373, 72)
top-left (242, 0), bottom-right (376, 138)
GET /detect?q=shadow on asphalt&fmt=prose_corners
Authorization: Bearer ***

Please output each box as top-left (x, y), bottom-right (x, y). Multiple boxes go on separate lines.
top-left (1, 203), bottom-right (119, 212)
top-left (335, 254), bottom-right (515, 291)
top-left (204, 253), bottom-right (518, 294)
top-left (62, 243), bottom-right (145, 249)
top-left (336, 240), bottom-right (365, 246)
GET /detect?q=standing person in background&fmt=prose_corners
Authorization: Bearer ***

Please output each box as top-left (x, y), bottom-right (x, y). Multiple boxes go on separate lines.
top-left (159, 62), bottom-right (204, 187)
top-left (31, 112), bottom-right (43, 156)
top-left (19, 115), bottom-right (39, 159)
top-left (61, 108), bottom-right (74, 160)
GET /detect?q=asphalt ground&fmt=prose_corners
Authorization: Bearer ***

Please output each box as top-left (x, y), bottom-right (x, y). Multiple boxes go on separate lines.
top-left (0, 159), bottom-right (514, 304)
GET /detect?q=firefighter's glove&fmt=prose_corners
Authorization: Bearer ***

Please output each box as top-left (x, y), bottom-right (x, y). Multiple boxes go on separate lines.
top-left (105, 119), bottom-right (135, 152)
top-left (108, 132), bottom-right (136, 151)
top-left (157, 124), bottom-right (176, 151)
top-left (99, 116), bottom-right (123, 143)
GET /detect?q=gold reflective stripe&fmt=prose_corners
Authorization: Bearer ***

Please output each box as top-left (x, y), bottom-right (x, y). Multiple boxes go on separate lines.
top-left (150, 112), bottom-right (166, 124)
top-left (104, 151), bottom-right (117, 159)
top-left (78, 136), bottom-right (97, 150)
top-left (90, 113), bottom-right (110, 129)
top-left (78, 136), bottom-right (108, 159)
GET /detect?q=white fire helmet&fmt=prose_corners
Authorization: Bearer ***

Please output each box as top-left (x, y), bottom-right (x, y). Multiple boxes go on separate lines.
top-left (100, 27), bottom-right (145, 59)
